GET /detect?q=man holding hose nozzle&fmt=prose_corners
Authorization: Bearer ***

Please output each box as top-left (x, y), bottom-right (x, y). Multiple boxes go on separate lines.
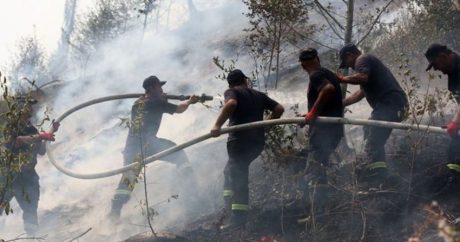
top-left (425, 43), bottom-right (460, 191)
top-left (211, 69), bottom-right (284, 230)
top-left (299, 48), bottom-right (343, 228)
top-left (109, 75), bottom-right (199, 219)
top-left (0, 96), bottom-right (59, 236)
top-left (337, 44), bottom-right (408, 189)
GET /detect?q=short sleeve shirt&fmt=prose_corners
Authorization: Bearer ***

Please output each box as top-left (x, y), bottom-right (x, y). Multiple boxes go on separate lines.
top-left (4, 122), bottom-right (40, 170)
top-left (448, 55), bottom-right (460, 102)
top-left (126, 95), bottom-right (177, 145)
top-left (308, 67), bottom-right (343, 118)
top-left (354, 54), bottom-right (408, 110)
top-left (224, 87), bottom-right (279, 143)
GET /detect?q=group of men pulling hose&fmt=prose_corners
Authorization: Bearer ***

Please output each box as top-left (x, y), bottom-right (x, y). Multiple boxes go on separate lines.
top-left (1, 42), bottom-right (460, 235)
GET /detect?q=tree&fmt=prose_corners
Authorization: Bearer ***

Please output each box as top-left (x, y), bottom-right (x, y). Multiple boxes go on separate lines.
top-left (243, 0), bottom-right (313, 89)
top-left (71, 0), bottom-right (141, 60)
top-left (7, 36), bottom-right (49, 92)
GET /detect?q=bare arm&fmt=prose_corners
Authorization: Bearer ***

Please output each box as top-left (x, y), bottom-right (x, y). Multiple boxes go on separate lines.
top-left (343, 89), bottom-right (365, 107)
top-left (312, 83), bottom-right (336, 111)
top-left (175, 95), bottom-right (199, 113)
top-left (340, 72), bottom-right (369, 85)
top-left (267, 104), bottom-right (284, 120)
top-left (210, 99), bottom-right (238, 136)
top-left (453, 102), bottom-right (460, 123)
top-left (15, 134), bottom-right (42, 146)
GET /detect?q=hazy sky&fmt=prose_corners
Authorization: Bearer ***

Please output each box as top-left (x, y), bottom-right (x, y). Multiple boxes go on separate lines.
top-left (0, 0), bottom-right (93, 66)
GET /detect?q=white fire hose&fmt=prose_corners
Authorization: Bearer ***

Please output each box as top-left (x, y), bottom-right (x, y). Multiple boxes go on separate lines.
top-left (46, 94), bottom-right (446, 180)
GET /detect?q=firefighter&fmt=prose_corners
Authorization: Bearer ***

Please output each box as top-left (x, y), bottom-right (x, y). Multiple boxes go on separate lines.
top-left (299, 48), bottom-right (344, 225)
top-left (337, 43), bottom-right (408, 186)
top-left (0, 96), bottom-right (58, 235)
top-left (424, 43), bottom-right (460, 186)
top-left (210, 69), bottom-right (284, 230)
top-left (109, 75), bottom-right (199, 218)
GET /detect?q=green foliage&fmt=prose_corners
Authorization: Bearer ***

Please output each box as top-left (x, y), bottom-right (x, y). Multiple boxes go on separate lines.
top-left (72, 0), bottom-right (142, 58)
top-left (0, 74), bottom-right (40, 215)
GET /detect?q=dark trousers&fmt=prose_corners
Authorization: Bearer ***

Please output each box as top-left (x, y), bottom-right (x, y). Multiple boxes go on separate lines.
top-left (111, 137), bottom-right (192, 214)
top-left (223, 140), bottom-right (264, 216)
top-left (363, 106), bottom-right (404, 166)
top-left (305, 125), bottom-right (342, 218)
top-left (0, 169), bottom-right (39, 235)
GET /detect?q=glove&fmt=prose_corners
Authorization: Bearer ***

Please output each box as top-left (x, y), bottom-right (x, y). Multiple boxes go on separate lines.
top-left (336, 74), bottom-right (346, 82)
top-left (38, 132), bottom-right (55, 141)
top-left (447, 121), bottom-right (459, 138)
top-left (304, 107), bottom-right (319, 124)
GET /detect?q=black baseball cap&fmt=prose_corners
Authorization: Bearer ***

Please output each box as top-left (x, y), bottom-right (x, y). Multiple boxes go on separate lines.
top-left (142, 75), bottom-right (166, 89)
top-left (339, 43), bottom-right (360, 68)
top-left (425, 43), bottom-right (449, 71)
top-left (227, 69), bottom-right (248, 85)
top-left (299, 48), bottom-right (318, 62)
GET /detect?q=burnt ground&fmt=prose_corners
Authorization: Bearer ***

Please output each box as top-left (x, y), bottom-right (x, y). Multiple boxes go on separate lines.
top-left (124, 128), bottom-right (460, 242)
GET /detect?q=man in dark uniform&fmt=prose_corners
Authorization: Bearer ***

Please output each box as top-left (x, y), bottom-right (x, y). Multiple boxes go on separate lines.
top-left (299, 48), bottom-right (344, 226)
top-left (0, 97), bottom-right (57, 235)
top-left (109, 75), bottom-right (199, 218)
top-left (211, 69), bottom-right (284, 229)
top-left (338, 44), bottom-right (408, 185)
top-left (425, 43), bottom-right (460, 184)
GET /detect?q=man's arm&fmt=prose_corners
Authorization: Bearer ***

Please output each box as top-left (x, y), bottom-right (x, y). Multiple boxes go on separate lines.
top-left (453, 102), bottom-right (460, 123)
top-left (304, 82), bottom-right (336, 123)
top-left (175, 95), bottom-right (199, 113)
top-left (15, 132), bottom-right (55, 146)
top-left (343, 89), bottom-right (365, 107)
top-left (447, 102), bottom-right (460, 138)
top-left (338, 72), bottom-right (369, 85)
top-left (210, 99), bottom-right (238, 137)
top-left (267, 104), bottom-right (284, 120)
top-left (311, 83), bottom-right (336, 111)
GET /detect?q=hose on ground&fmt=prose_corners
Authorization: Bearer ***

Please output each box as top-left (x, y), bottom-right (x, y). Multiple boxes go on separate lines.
top-left (46, 94), bottom-right (446, 180)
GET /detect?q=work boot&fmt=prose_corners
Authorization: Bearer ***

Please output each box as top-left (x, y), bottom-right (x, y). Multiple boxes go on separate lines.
top-left (219, 211), bottom-right (247, 231)
top-left (357, 161), bottom-right (396, 191)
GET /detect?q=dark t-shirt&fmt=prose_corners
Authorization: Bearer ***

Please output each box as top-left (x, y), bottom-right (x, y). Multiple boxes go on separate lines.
top-left (125, 95), bottom-right (177, 147)
top-left (308, 67), bottom-right (344, 140)
top-left (5, 123), bottom-right (40, 171)
top-left (308, 67), bottom-right (343, 118)
top-left (448, 55), bottom-right (460, 102)
top-left (224, 87), bottom-right (279, 143)
top-left (354, 54), bottom-right (408, 110)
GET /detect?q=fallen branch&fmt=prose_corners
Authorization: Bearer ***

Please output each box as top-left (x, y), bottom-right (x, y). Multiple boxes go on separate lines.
top-left (66, 228), bottom-right (92, 242)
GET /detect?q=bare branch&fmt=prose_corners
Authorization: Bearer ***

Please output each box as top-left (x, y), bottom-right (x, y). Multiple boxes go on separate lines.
top-left (357, 0), bottom-right (395, 45)
top-left (314, 0), bottom-right (345, 30)
top-left (67, 228), bottom-right (92, 242)
top-left (4, 234), bottom-right (47, 242)
top-left (315, 6), bottom-right (345, 40)
top-left (287, 25), bottom-right (338, 51)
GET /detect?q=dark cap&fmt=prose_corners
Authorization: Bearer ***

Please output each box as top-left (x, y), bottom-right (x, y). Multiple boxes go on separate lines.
top-left (425, 43), bottom-right (449, 71)
top-left (339, 43), bottom-right (360, 68)
top-left (227, 69), bottom-right (248, 85)
top-left (142, 75), bottom-right (166, 89)
top-left (298, 48), bottom-right (318, 62)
